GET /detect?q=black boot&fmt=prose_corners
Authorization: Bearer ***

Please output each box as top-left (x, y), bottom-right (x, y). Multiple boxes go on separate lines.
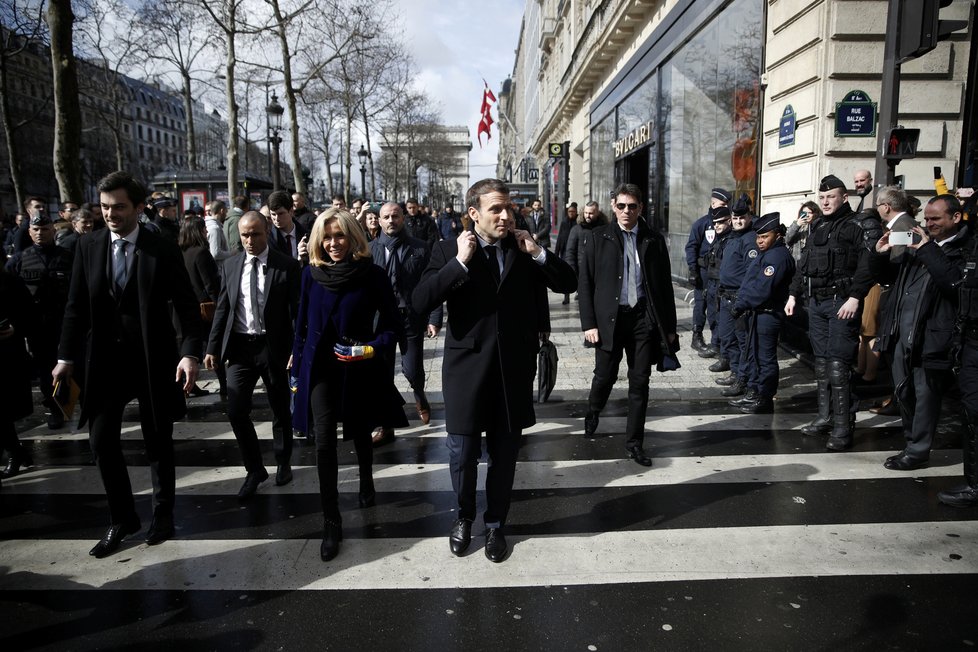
top-left (721, 378), bottom-right (746, 397)
top-left (742, 395), bottom-right (774, 414)
top-left (1, 449), bottom-right (33, 479)
top-left (321, 519), bottom-right (343, 561)
top-left (691, 331), bottom-right (707, 352)
top-left (826, 360), bottom-right (854, 451)
top-left (698, 344), bottom-right (719, 359)
top-left (709, 357), bottom-right (730, 372)
top-left (801, 358), bottom-right (833, 436)
top-left (728, 388), bottom-right (757, 407)
top-left (715, 372), bottom-right (737, 386)
top-left (938, 408), bottom-right (978, 507)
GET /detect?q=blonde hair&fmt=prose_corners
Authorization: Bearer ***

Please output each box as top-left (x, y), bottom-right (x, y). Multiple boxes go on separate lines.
top-left (309, 208), bottom-right (370, 266)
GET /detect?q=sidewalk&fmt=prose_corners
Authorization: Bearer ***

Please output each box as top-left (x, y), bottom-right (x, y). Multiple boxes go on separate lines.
top-left (399, 283), bottom-right (817, 403)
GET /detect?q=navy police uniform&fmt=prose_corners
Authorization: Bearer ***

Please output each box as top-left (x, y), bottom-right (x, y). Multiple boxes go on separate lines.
top-left (716, 195), bottom-right (758, 396)
top-left (730, 213), bottom-right (795, 413)
top-left (702, 207), bottom-right (732, 354)
top-left (685, 188), bottom-right (731, 350)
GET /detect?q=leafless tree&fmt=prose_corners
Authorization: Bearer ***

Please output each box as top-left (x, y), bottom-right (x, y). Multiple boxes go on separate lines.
top-left (46, 0), bottom-right (83, 203)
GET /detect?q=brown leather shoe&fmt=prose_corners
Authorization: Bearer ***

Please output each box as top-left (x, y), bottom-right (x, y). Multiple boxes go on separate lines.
top-left (371, 427), bottom-right (395, 447)
top-left (870, 397), bottom-right (899, 416)
top-left (416, 401), bottom-right (431, 425)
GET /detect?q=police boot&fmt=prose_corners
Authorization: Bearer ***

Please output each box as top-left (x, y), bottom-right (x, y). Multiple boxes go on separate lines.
top-left (742, 395), bottom-right (774, 414)
top-left (691, 331), bottom-right (707, 352)
top-left (715, 372), bottom-right (737, 386)
top-left (721, 378), bottom-right (746, 397)
top-left (826, 360), bottom-right (854, 451)
top-left (709, 357), bottom-right (730, 372)
top-left (801, 358), bottom-right (833, 436)
top-left (728, 388), bottom-right (758, 407)
top-left (698, 344), bottom-right (720, 359)
top-left (937, 408), bottom-right (978, 508)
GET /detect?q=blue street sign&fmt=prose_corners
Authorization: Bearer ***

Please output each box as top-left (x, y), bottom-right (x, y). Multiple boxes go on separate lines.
top-left (835, 90), bottom-right (877, 137)
top-left (779, 105), bottom-right (796, 147)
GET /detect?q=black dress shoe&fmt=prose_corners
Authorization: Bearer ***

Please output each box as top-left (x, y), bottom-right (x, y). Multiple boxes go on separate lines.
top-left (698, 345), bottom-right (719, 359)
top-left (625, 443), bottom-right (653, 467)
top-left (275, 464), bottom-right (293, 486)
top-left (449, 518), bottom-right (472, 556)
top-left (321, 520), bottom-right (343, 561)
top-left (584, 411), bottom-right (599, 438)
top-left (938, 485), bottom-right (978, 508)
top-left (89, 519), bottom-right (141, 558)
top-left (715, 373), bottom-right (737, 386)
top-left (884, 453), bottom-right (928, 471)
top-left (237, 468), bottom-right (269, 499)
top-left (708, 357), bottom-right (730, 372)
top-left (484, 527), bottom-right (508, 563)
top-left (728, 389), bottom-right (757, 407)
top-left (826, 436), bottom-right (853, 451)
top-left (741, 397), bottom-right (774, 414)
top-left (1, 453), bottom-right (33, 479)
top-left (145, 512), bottom-right (174, 546)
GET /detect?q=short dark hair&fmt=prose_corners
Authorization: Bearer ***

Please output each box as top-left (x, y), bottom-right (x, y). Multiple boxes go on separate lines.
top-left (267, 190), bottom-right (293, 212)
top-left (928, 194), bottom-right (962, 215)
top-left (612, 183), bottom-right (643, 203)
top-left (406, 197), bottom-right (419, 205)
top-left (331, 193), bottom-right (346, 203)
top-left (233, 195), bottom-right (250, 210)
top-left (59, 200), bottom-right (78, 211)
top-left (97, 171), bottom-right (147, 208)
top-left (465, 179), bottom-right (509, 210)
top-left (24, 196), bottom-right (45, 209)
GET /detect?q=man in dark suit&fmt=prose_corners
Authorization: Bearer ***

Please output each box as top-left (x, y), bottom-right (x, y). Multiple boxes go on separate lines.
top-left (578, 183), bottom-right (678, 467)
top-left (204, 211), bottom-right (301, 498)
top-left (53, 171), bottom-right (203, 558)
top-left (368, 202), bottom-right (443, 445)
top-left (267, 190), bottom-right (308, 265)
top-left (528, 198), bottom-right (551, 249)
top-left (413, 178), bottom-right (577, 563)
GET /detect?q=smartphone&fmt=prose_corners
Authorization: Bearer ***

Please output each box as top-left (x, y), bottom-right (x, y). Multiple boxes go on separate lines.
top-left (889, 230), bottom-right (913, 245)
top-left (958, 188), bottom-right (975, 199)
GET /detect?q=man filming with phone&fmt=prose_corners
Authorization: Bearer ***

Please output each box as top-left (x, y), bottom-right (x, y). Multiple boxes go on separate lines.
top-left (874, 186), bottom-right (917, 261)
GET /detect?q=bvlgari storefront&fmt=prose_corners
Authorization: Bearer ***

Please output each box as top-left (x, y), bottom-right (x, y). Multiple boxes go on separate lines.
top-left (590, 0), bottom-right (765, 275)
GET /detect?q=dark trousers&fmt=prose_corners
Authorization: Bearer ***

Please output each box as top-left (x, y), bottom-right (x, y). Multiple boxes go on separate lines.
top-left (892, 338), bottom-right (952, 460)
top-left (309, 375), bottom-right (372, 523)
top-left (692, 268), bottom-right (708, 331)
top-left (588, 304), bottom-right (655, 445)
top-left (718, 295), bottom-right (742, 377)
top-left (744, 312), bottom-right (783, 398)
top-left (808, 296), bottom-right (860, 363)
top-left (957, 340), bottom-right (978, 406)
top-left (89, 382), bottom-right (174, 525)
top-left (225, 334), bottom-right (293, 474)
top-left (447, 430), bottom-right (522, 528)
top-left (1, 420), bottom-right (26, 458)
top-left (705, 279), bottom-right (720, 346)
top-left (397, 309), bottom-right (426, 403)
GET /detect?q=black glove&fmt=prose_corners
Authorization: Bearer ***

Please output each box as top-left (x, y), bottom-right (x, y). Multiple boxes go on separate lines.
top-left (730, 305), bottom-right (745, 320)
top-left (688, 267), bottom-right (701, 288)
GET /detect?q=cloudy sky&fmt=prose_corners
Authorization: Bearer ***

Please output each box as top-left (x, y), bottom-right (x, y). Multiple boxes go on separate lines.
top-left (398, 0), bottom-right (524, 173)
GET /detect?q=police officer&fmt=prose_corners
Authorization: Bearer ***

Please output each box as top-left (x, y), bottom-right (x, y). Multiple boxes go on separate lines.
top-left (729, 213), bottom-right (795, 413)
top-left (786, 175), bottom-right (874, 450)
top-left (4, 212), bottom-right (74, 429)
top-left (147, 197), bottom-right (180, 244)
top-left (715, 194), bottom-right (757, 396)
top-left (685, 188), bottom-right (731, 352)
top-left (699, 206), bottom-right (733, 359)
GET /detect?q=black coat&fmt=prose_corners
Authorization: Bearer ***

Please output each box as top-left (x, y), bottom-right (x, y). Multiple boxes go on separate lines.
top-left (564, 218), bottom-right (606, 275)
top-left (58, 227), bottom-right (204, 427)
top-left (413, 232), bottom-right (577, 435)
top-left (182, 245), bottom-right (221, 303)
top-left (870, 226), bottom-right (972, 370)
top-left (270, 221), bottom-right (308, 265)
top-left (0, 271), bottom-right (35, 422)
top-left (578, 218), bottom-right (678, 356)
top-left (207, 248), bottom-right (301, 367)
top-left (369, 233), bottom-right (443, 329)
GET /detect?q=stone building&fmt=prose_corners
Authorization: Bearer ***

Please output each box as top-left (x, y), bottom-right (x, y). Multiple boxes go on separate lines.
top-left (498, 0), bottom-right (975, 274)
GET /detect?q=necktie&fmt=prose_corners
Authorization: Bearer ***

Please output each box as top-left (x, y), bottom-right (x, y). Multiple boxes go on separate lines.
top-left (487, 245), bottom-right (501, 286)
top-left (285, 233), bottom-right (293, 258)
top-left (623, 231), bottom-right (637, 307)
top-left (112, 239), bottom-right (128, 295)
top-left (251, 258), bottom-right (264, 334)
top-left (386, 240), bottom-right (403, 302)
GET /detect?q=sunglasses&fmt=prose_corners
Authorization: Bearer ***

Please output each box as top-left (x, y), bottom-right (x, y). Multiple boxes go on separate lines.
top-left (615, 203), bottom-right (639, 211)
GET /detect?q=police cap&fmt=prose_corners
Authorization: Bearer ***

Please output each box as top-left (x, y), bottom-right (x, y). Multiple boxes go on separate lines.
top-left (711, 206), bottom-right (731, 222)
top-left (818, 175), bottom-right (846, 192)
top-left (754, 212), bottom-right (783, 234)
top-left (153, 197), bottom-right (175, 210)
top-left (711, 188), bottom-right (732, 203)
top-left (731, 193), bottom-right (752, 216)
top-left (30, 213), bottom-right (52, 227)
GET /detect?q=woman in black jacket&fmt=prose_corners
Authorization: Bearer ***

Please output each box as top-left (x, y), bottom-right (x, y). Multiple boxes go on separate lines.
top-left (179, 216), bottom-right (223, 397)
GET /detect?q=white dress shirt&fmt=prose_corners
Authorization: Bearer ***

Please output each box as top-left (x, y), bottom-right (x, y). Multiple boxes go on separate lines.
top-left (233, 247), bottom-right (270, 335)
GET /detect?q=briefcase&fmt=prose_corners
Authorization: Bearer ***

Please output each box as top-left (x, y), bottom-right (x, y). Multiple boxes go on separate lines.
top-left (537, 340), bottom-right (558, 403)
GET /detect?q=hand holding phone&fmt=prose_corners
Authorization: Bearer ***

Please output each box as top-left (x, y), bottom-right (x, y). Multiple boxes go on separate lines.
top-left (889, 231), bottom-right (913, 246)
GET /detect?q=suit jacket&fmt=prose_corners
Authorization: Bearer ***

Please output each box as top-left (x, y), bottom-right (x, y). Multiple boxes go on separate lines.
top-left (269, 221), bottom-right (308, 265)
top-left (413, 230), bottom-right (577, 435)
top-left (578, 218), bottom-right (679, 357)
top-left (369, 233), bottom-right (444, 329)
top-left (207, 247), bottom-right (301, 366)
top-left (58, 227), bottom-right (203, 426)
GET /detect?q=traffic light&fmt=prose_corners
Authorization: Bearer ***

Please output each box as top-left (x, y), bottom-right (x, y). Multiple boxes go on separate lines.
top-left (884, 127), bottom-right (921, 160)
top-left (898, 0), bottom-right (969, 63)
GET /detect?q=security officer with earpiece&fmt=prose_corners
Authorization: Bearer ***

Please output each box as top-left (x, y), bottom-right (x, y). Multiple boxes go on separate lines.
top-left (785, 174), bottom-right (874, 451)
top-left (729, 213), bottom-right (795, 414)
top-left (715, 194), bottom-right (758, 397)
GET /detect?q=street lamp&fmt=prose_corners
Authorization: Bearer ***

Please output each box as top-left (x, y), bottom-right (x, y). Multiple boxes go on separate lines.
top-left (266, 92), bottom-right (285, 191)
top-left (357, 144), bottom-right (368, 199)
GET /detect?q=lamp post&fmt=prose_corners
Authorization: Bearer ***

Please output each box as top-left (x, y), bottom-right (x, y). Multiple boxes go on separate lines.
top-left (266, 92), bottom-right (285, 192)
top-left (357, 144), bottom-right (368, 200)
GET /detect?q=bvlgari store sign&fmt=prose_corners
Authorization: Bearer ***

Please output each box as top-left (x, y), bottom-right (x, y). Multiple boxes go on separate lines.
top-left (614, 121), bottom-right (654, 158)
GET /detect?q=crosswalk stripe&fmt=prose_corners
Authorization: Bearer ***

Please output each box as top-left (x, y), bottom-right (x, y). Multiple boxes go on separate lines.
top-left (2, 450), bottom-right (961, 495)
top-left (2, 521), bottom-right (975, 591)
